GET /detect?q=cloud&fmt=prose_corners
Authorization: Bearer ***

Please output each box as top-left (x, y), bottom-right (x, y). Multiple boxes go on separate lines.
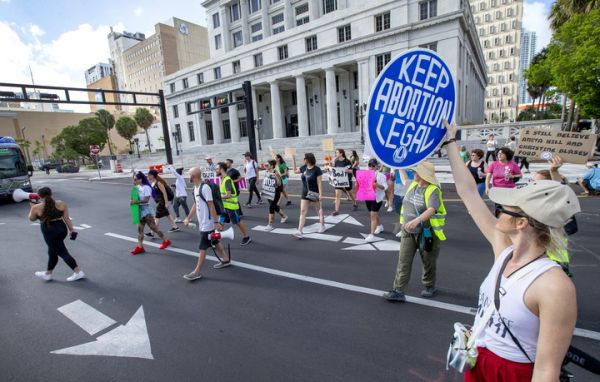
top-left (28, 24), bottom-right (45, 38)
top-left (523, 1), bottom-right (552, 53)
top-left (134, 6), bottom-right (143, 17)
top-left (0, 0), bottom-right (11, 3)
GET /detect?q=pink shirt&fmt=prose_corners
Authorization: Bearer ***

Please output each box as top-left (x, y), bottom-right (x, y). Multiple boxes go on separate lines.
top-left (487, 160), bottom-right (521, 188)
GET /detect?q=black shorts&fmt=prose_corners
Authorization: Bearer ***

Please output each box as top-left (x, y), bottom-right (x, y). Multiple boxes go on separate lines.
top-left (365, 200), bottom-right (383, 212)
top-left (335, 182), bottom-right (353, 192)
top-left (198, 230), bottom-right (214, 250)
top-left (155, 200), bottom-right (170, 218)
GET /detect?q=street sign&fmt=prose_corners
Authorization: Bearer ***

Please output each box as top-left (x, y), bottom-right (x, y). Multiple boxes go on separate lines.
top-left (90, 145), bottom-right (100, 155)
top-left (366, 48), bottom-right (456, 168)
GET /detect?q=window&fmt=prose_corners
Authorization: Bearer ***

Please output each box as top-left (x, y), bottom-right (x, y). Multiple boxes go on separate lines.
top-left (323, 0), bottom-right (337, 14)
top-left (496, 10), bottom-right (502, 19)
top-left (254, 53), bottom-right (263, 67)
top-left (376, 52), bottom-right (391, 75)
top-left (353, 71), bottom-right (358, 89)
top-left (232, 31), bottom-right (243, 47)
top-left (233, 60), bottom-right (241, 74)
top-left (187, 121), bottom-right (195, 142)
top-left (186, 102), bottom-right (193, 115)
top-left (375, 12), bottom-right (391, 32)
top-left (205, 121), bottom-right (214, 141)
top-left (499, 49), bottom-right (505, 57)
top-left (297, 15), bottom-right (310, 26)
top-left (230, 2), bottom-right (241, 22)
top-left (296, 2), bottom-right (309, 25)
top-left (252, 34), bottom-right (263, 42)
top-left (272, 13), bottom-right (284, 24)
top-left (505, 35), bottom-right (512, 43)
top-left (172, 105), bottom-right (179, 118)
top-left (251, 22), bottom-right (262, 33)
top-left (335, 75), bottom-right (339, 92)
top-left (214, 67), bottom-right (221, 79)
top-left (420, 42), bottom-right (437, 52)
top-left (169, 83), bottom-right (175, 93)
top-left (237, 96), bottom-right (246, 111)
top-left (504, 61), bottom-right (511, 69)
top-left (419, 0), bottom-right (437, 20)
top-left (223, 120), bottom-right (231, 140)
top-left (213, 13), bottom-right (220, 28)
top-left (175, 124), bottom-right (182, 143)
top-left (272, 13), bottom-right (284, 34)
top-left (197, 72), bottom-right (204, 85)
top-left (239, 118), bottom-right (248, 137)
top-left (501, 23), bottom-right (507, 32)
top-left (215, 34), bottom-right (222, 49)
top-left (338, 25), bottom-right (351, 43)
top-left (494, 37), bottom-right (501, 46)
top-left (305, 35), bottom-right (317, 52)
top-left (507, 7), bottom-right (514, 16)
top-left (337, 102), bottom-right (341, 128)
top-left (278, 45), bottom-right (288, 60)
top-left (273, 25), bottom-right (284, 34)
top-left (250, 0), bottom-right (261, 13)
top-left (182, 78), bottom-right (189, 89)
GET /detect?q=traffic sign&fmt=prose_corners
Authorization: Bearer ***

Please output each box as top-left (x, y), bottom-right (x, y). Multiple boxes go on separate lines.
top-left (90, 145), bottom-right (100, 155)
top-left (366, 48), bottom-right (455, 168)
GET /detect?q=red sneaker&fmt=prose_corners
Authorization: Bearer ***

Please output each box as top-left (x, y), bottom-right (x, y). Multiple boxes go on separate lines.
top-left (130, 246), bottom-right (145, 255)
top-left (159, 240), bottom-right (171, 250)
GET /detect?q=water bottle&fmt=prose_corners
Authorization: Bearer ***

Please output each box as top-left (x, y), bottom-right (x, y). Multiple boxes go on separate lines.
top-left (504, 166), bottom-right (511, 182)
top-left (477, 167), bottom-right (484, 179)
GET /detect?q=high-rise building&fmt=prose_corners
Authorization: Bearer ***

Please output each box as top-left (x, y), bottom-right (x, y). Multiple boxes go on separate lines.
top-left (108, 18), bottom-right (210, 111)
top-left (163, 0), bottom-right (487, 150)
top-left (84, 63), bottom-right (114, 86)
top-left (518, 30), bottom-right (537, 105)
top-left (471, 0), bottom-right (523, 123)
top-left (84, 62), bottom-right (121, 113)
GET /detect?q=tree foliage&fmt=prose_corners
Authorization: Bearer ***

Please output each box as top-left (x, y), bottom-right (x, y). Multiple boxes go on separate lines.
top-left (134, 108), bottom-right (155, 153)
top-left (524, 48), bottom-right (553, 112)
top-left (51, 118), bottom-right (108, 161)
top-left (549, 0), bottom-right (600, 30)
top-left (115, 116), bottom-right (138, 143)
top-left (95, 109), bottom-right (116, 157)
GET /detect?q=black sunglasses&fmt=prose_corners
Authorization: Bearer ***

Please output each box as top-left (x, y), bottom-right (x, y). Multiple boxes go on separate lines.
top-left (495, 205), bottom-right (527, 219)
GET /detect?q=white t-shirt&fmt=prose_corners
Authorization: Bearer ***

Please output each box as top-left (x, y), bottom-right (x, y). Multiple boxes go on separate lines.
top-left (506, 141), bottom-right (516, 152)
top-left (167, 167), bottom-right (188, 197)
top-left (486, 139), bottom-right (498, 152)
top-left (194, 184), bottom-right (215, 232)
top-left (245, 160), bottom-right (258, 179)
top-left (375, 172), bottom-right (388, 203)
top-left (138, 184), bottom-right (153, 202)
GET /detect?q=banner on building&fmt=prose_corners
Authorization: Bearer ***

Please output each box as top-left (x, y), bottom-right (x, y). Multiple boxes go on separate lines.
top-left (261, 173), bottom-right (277, 200)
top-left (516, 128), bottom-right (597, 164)
top-left (329, 167), bottom-right (350, 188)
top-left (355, 170), bottom-right (376, 201)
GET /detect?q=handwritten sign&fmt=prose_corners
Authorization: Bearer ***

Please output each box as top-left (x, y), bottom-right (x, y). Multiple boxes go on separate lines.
top-left (329, 167), bottom-right (350, 188)
top-left (237, 177), bottom-right (247, 191)
top-left (261, 173), bottom-right (277, 200)
top-left (284, 147), bottom-right (296, 158)
top-left (201, 168), bottom-right (220, 185)
top-left (355, 170), bottom-right (376, 201)
top-left (367, 48), bottom-right (456, 169)
top-left (322, 138), bottom-right (334, 152)
top-left (516, 128), bottom-right (597, 164)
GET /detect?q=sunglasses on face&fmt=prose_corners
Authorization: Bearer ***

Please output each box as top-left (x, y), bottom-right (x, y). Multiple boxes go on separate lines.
top-left (495, 205), bottom-right (527, 219)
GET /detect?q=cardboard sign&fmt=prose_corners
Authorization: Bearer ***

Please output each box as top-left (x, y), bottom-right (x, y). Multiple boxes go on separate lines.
top-left (329, 167), bottom-right (350, 188)
top-left (201, 168), bottom-right (220, 185)
top-left (367, 48), bottom-right (456, 169)
top-left (322, 138), bottom-right (334, 152)
top-left (284, 147), bottom-right (296, 158)
top-left (355, 170), bottom-right (376, 201)
top-left (516, 128), bottom-right (597, 164)
top-left (261, 173), bottom-right (277, 200)
top-left (130, 186), bottom-right (140, 225)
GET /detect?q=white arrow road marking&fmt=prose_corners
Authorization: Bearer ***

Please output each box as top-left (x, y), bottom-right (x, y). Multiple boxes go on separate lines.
top-left (31, 223), bottom-right (40, 226)
top-left (307, 214), bottom-right (364, 226)
top-left (57, 300), bottom-right (116, 335)
top-left (359, 233), bottom-right (385, 242)
top-left (304, 233), bottom-right (343, 242)
top-left (342, 244), bottom-right (375, 251)
top-left (342, 216), bottom-right (364, 226)
top-left (373, 240), bottom-right (401, 251)
top-left (51, 306), bottom-right (153, 360)
top-left (80, 224), bottom-right (92, 229)
top-left (342, 237), bottom-right (368, 245)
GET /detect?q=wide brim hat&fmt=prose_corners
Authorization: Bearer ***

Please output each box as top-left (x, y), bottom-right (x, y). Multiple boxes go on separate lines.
top-left (413, 161), bottom-right (439, 186)
top-left (205, 155), bottom-right (213, 160)
top-left (489, 180), bottom-right (580, 228)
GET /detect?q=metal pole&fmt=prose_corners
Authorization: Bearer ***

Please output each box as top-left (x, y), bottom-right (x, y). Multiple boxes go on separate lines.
top-left (243, 81), bottom-right (257, 160)
top-left (94, 155), bottom-right (101, 179)
top-left (158, 89), bottom-right (173, 165)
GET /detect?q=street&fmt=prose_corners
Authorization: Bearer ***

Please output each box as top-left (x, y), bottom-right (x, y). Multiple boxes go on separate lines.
top-left (1, 173), bottom-right (599, 381)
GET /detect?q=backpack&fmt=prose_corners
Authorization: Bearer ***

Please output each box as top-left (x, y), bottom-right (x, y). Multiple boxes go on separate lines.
top-left (165, 183), bottom-right (175, 201)
top-left (197, 181), bottom-right (224, 216)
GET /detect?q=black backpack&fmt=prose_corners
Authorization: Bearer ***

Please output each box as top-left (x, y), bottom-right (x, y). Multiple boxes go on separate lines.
top-left (197, 181), bottom-right (224, 216)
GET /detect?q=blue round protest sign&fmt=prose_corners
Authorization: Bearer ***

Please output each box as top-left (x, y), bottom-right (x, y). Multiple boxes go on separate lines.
top-left (366, 48), bottom-right (455, 168)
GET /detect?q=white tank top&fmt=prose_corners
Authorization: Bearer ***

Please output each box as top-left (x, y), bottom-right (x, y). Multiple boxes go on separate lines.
top-left (473, 246), bottom-right (559, 363)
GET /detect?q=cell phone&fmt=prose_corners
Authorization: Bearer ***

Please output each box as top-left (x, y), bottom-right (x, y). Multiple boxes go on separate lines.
top-left (70, 231), bottom-right (78, 240)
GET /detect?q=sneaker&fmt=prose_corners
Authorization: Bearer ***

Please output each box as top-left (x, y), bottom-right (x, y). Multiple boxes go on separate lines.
top-left (286, 200), bottom-right (292, 206)
top-left (159, 240), bottom-right (171, 250)
top-left (183, 271), bottom-right (202, 281)
top-left (318, 224), bottom-right (326, 233)
top-left (34, 271), bottom-right (52, 281)
top-left (168, 226), bottom-right (180, 233)
top-left (144, 232), bottom-right (155, 238)
top-left (66, 271), bottom-right (85, 282)
top-left (383, 289), bottom-right (406, 302)
top-left (213, 261), bottom-right (231, 269)
top-left (364, 234), bottom-right (377, 243)
top-left (352, 204), bottom-right (358, 211)
top-left (241, 237), bottom-right (252, 246)
top-left (421, 287), bottom-right (438, 298)
top-left (257, 199), bottom-right (264, 205)
top-left (174, 218), bottom-right (183, 223)
top-left (130, 246), bottom-right (145, 255)
top-left (387, 206), bottom-right (394, 213)
top-left (280, 216), bottom-right (288, 224)
top-left (332, 211), bottom-right (339, 216)
top-left (292, 230), bottom-right (304, 239)
top-left (244, 203), bottom-right (253, 208)
top-left (384, 201), bottom-right (389, 208)
top-left (265, 225), bottom-right (275, 232)
top-left (374, 225), bottom-right (384, 235)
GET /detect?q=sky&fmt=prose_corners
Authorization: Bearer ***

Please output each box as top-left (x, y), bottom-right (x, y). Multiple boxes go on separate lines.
top-left (0, 0), bottom-right (553, 112)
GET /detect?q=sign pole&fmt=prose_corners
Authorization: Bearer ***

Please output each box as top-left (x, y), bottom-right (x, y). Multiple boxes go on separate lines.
top-left (94, 154), bottom-right (101, 179)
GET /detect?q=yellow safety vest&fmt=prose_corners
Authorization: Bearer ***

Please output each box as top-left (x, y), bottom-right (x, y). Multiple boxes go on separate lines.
top-left (547, 238), bottom-right (570, 264)
top-left (400, 181), bottom-right (447, 241)
top-left (220, 176), bottom-right (239, 210)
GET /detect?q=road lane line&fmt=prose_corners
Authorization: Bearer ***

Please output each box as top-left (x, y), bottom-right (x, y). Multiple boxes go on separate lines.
top-left (57, 300), bottom-right (117, 336)
top-left (105, 232), bottom-right (600, 341)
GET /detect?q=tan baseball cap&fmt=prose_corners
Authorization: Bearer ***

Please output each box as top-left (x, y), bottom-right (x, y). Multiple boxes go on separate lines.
top-left (413, 161), bottom-right (439, 186)
top-left (489, 180), bottom-right (580, 228)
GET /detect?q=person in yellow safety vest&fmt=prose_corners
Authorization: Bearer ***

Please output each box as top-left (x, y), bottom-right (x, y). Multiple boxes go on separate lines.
top-left (216, 162), bottom-right (252, 246)
top-left (383, 161), bottom-right (446, 302)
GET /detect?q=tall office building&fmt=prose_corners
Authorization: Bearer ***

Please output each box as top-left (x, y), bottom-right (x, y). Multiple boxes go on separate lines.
top-left (84, 63), bottom-right (114, 86)
top-left (518, 30), bottom-right (537, 105)
top-left (471, 0), bottom-right (523, 122)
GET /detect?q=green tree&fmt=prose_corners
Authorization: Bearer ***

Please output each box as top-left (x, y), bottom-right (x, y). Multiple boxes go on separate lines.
top-left (524, 49), bottom-right (553, 115)
top-left (95, 109), bottom-right (116, 158)
top-left (134, 108), bottom-right (155, 153)
top-left (51, 118), bottom-right (108, 160)
top-left (549, 0), bottom-right (600, 31)
top-left (115, 116), bottom-right (138, 150)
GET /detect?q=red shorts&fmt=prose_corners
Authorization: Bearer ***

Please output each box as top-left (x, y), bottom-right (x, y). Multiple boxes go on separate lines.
top-left (465, 347), bottom-right (534, 382)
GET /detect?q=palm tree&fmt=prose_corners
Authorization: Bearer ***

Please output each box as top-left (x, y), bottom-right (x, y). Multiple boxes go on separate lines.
top-left (134, 108), bottom-right (155, 153)
top-left (527, 84), bottom-right (542, 114)
top-left (550, 0), bottom-right (600, 30)
top-left (115, 116), bottom-right (138, 151)
top-left (95, 109), bottom-right (116, 158)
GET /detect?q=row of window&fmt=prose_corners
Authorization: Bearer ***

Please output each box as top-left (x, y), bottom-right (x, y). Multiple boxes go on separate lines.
top-left (482, 34), bottom-right (515, 48)
top-left (487, 60), bottom-right (515, 71)
top-left (124, 39), bottom-right (160, 61)
top-left (173, 119), bottom-right (250, 143)
top-left (486, 47), bottom-right (516, 60)
top-left (487, 73), bottom-right (516, 84)
top-left (474, 0), bottom-right (514, 12)
top-left (478, 21), bottom-right (518, 36)
top-left (474, 8), bottom-right (517, 24)
top-left (487, 86), bottom-right (516, 97)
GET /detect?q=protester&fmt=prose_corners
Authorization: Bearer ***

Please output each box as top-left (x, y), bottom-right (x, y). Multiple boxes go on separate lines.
top-left (383, 161), bottom-right (446, 301)
top-left (443, 119), bottom-right (580, 381)
top-left (264, 159), bottom-right (288, 231)
top-left (292, 153), bottom-right (325, 238)
top-left (350, 150), bottom-right (360, 177)
top-left (167, 166), bottom-right (190, 223)
top-left (205, 156), bottom-right (217, 171)
top-left (28, 187), bottom-right (85, 282)
top-left (244, 152), bottom-right (262, 207)
top-left (485, 147), bottom-right (521, 193)
top-left (332, 148), bottom-right (357, 215)
top-left (364, 159), bottom-right (388, 243)
top-left (485, 133), bottom-right (498, 163)
top-left (459, 146), bottom-right (469, 162)
top-left (275, 154), bottom-right (292, 206)
top-left (392, 168), bottom-right (410, 237)
top-left (183, 167), bottom-right (231, 280)
top-left (505, 136), bottom-right (517, 152)
top-left (130, 172), bottom-right (171, 255)
top-left (466, 149), bottom-right (487, 196)
top-left (225, 159), bottom-right (244, 216)
top-left (577, 161), bottom-right (600, 195)
top-left (216, 162), bottom-right (251, 246)
top-left (146, 169), bottom-right (180, 234)
top-left (519, 156), bottom-right (531, 174)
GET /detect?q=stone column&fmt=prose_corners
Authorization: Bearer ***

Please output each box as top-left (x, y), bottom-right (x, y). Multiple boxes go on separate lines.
top-left (241, 0), bottom-right (250, 45)
top-left (229, 103), bottom-right (241, 142)
top-left (196, 112), bottom-right (206, 145)
top-left (284, 0), bottom-right (294, 30)
top-left (325, 68), bottom-right (338, 135)
top-left (220, 7), bottom-right (230, 52)
top-left (211, 107), bottom-right (223, 144)
top-left (261, 3), bottom-right (271, 39)
top-left (295, 75), bottom-right (309, 137)
top-left (357, 58), bottom-right (371, 110)
top-left (310, 0), bottom-right (320, 21)
top-left (270, 81), bottom-right (284, 139)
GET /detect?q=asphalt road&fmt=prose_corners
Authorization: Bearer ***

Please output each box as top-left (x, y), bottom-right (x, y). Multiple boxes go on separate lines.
top-left (1, 173), bottom-right (599, 381)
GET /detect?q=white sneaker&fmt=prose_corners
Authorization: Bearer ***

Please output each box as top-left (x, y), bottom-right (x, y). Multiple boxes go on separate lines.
top-left (35, 271), bottom-right (52, 281)
top-left (318, 224), bottom-right (326, 233)
top-left (384, 201), bottom-right (389, 208)
top-left (66, 271), bottom-right (85, 282)
top-left (280, 216), bottom-right (288, 224)
top-left (174, 218), bottom-right (183, 223)
top-left (387, 206), bottom-right (394, 213)
top-left (365, 234), bottom-right (377, 243)
top-left (374, 225), bottom-right (384, 235)
top-left (265, 225), bottom-right (275, 231)
top-left (292, 230), bottom-right (304, 239)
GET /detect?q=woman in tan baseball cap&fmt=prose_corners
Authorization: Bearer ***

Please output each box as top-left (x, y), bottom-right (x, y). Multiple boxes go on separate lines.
top-left (442, 120), bottom-right (581, 381)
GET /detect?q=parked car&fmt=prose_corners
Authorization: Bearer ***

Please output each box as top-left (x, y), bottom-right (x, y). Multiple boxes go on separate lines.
top-left (56, 164), bottom-right (80, 173)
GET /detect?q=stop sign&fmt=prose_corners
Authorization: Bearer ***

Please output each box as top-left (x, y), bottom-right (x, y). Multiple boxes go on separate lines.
top-left (90, 145), bottom-right (100, 155)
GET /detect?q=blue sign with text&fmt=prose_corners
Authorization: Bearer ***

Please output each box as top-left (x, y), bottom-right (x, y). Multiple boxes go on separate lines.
top-left (366, 48), bottom-right (455, 168)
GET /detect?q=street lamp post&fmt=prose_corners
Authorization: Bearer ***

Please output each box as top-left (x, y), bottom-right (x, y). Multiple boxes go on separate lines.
top-left (133, 138), bottom-right (141, 159)
top-left (256, 117), bottom-right (263, 151)
top-left (357, 103), bottom-right (367, 145)
top-left (172, 132), bottom-right (180, 156)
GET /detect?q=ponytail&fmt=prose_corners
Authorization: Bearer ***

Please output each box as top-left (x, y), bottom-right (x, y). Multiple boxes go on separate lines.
top-left (37, 187), bottom-right (56, 225)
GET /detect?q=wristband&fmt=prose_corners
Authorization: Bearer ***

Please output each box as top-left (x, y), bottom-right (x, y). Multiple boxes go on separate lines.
top-left (441, 138), bottom-right (456, 147)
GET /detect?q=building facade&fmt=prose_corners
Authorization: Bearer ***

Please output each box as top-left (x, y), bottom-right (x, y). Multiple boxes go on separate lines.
top-left (164, 0), bottom-right (487, 150)
top-left (471, 0), bottom-right (522, 123)
top-left (84, 63), bottom-right (114, 86)
top-left (86, 74), bottom-right (121, 113)
top-left (518, 30), bottom-right (536, 106)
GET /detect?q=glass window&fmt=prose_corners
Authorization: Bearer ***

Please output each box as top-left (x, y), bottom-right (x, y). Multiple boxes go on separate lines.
top-left (305, 35), bottom-right (317, 52)
top-left (296, 3), bottom-right (309, 15)
top-left (296, 16), bottom-right (309, 26)
top-left (213, 13), bottom-right (220, 28)
top-left (233, 60), bottom-right (241, 73)
top-left (420, 0), bottom-right (437, 20)
top-left (278, 45), bottom-right (288, 60)
top-left (223, 120), bottom-right (231, 140)
top-left (239, 118), bottom-right (248, 137)
top-left (197, 72), bottom-right (204, 85)
top-left (233, 31), bottom-right (243, 47)
top-left (250, 0), bottom-right (261, 13)
top-left (252, 34), bottom-right (263, 42)
top-left (420, 42), bottom-right (437, 52)
top-left (172, 105), bottom-right (179, 118)
top-left (175, 124), bottom-right (182, 143)
top-left (254, 53), bottom-right (263, 67)
top-left (214, 67), bottom-right (221, 79)
top-left (323, 0), bottom-right (337, 14)
top-left (187, 121), bottom-right (195, 142)
top-left (205, 121), bottom-right (214, 141)
top-left (273, 25), bottom-right (285, 34)
top-left (338, 25), bottom-right (351, 43)
top-left (272, 13), bottom-right (284, 24)
top-left (375, 52), bottom-right (391, 75)
top-left (215, 34), bottom-right (222, 49)
top-left (182, 78), bottom-right (189, 89)
top-left (230, 2), bottom-right (241, 22)
top-left (251, 22), bottom-right (262, 33)
top-left (375, 12), bottom-right (391, 32)
top-left (169, 83), bottom-right (175, 93)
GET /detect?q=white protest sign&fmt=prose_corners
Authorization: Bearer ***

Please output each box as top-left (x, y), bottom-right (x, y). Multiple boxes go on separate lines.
top-left (261, 173), bottom-right (277, 200)
top-left (329, 167), bottom-right (350, 188)
top-left (516, 128), bottom-right (597, 164)
top-left (201, 168), bottom-right (220, 185)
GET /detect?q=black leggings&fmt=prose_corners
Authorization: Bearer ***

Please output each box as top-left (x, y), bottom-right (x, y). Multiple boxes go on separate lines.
top-left (269, 188), bottom-right (282, 214)
top-left (485, 151), bottom-right (496, 163)
top-left (247, 177), bottom-right (261, 204)
top-left (520, 157), bottom-right (530, 170)
top-left (40, 220), bottom-right (77, 271)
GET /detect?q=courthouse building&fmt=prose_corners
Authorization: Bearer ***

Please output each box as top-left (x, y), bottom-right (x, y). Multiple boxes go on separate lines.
top-left (164, 0), bottom-right (487, 149)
